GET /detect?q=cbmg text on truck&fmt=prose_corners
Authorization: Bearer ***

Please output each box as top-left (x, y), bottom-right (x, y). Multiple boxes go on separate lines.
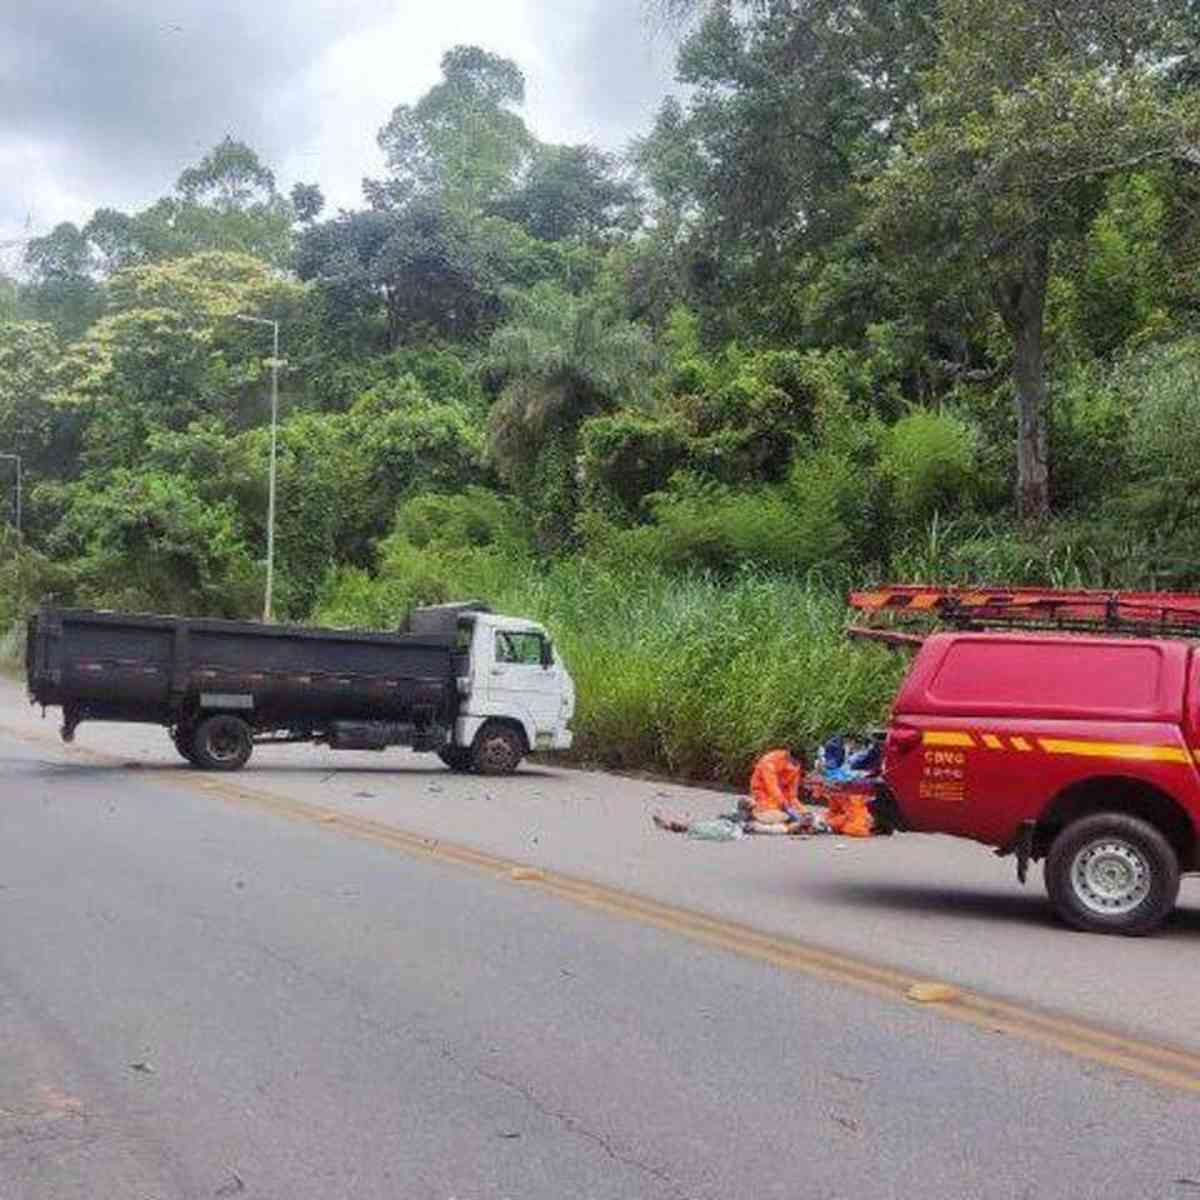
top-left (26, 601), bottom-right (574, 775)
top-left (851, 586), bottom-right (1200, 936)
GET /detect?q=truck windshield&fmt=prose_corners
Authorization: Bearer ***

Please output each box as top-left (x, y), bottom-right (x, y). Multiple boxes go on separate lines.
top-left (495, 631), bottom-right (544, 665)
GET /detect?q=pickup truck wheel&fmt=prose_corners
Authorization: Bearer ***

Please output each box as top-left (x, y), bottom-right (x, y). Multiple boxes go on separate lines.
top-left (191, 715), bottom-right (254, 772)
top-left (1045, 813), bottom-right (1180, 936)
top-left (472, 723), bottom-right (524, 775)
top-left (437, 746), bottom-right (474, 772)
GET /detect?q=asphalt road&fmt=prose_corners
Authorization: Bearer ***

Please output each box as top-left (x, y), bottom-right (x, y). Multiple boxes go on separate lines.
top-left (4, 712), bottom-right (1200, 1196)
top-left (5, 677), bottom-right (1198, 1054)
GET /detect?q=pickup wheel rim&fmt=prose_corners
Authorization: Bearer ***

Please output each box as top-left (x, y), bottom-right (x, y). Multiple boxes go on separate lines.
top-left (1070, 838), bottom-right (1151, 916)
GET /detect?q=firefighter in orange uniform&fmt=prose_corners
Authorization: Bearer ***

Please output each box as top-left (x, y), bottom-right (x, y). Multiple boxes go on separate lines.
top-left (747, 748), bottom-right (806, 821)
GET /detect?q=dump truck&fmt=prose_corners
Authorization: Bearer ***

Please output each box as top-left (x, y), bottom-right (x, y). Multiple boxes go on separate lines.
top-left (850, 586), bottom-right (1200, 936)
top-left (26, 601), bottom-right (574, 774)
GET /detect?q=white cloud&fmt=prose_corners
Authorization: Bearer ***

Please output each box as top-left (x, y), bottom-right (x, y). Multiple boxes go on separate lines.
top-left (0, 0), bottom-right (678, 243)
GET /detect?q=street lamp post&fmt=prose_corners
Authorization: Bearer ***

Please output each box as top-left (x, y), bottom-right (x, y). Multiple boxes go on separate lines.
top-left (235, 315), bottom-right (279, 622)
top-left (0, 453), bottom-right (20, 536)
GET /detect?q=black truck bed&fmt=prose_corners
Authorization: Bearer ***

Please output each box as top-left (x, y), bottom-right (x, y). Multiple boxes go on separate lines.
top-left (27, 606), bottom-right (458, 731)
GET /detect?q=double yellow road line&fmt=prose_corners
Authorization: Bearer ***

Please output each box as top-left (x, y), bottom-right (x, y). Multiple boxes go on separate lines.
top-left (7, 720), bottom-right (1200, 1097)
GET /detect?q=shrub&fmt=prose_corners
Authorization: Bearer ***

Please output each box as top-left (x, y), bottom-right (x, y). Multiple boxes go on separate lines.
top-left (394, 488), bottom-right (523, 554)
top-left (577, 411), bottom-right (690, 521)
top-left (880, 408), bottom-right (978, 527)
top-left (1049, 365), bottom-right (1130, 513)
top-left (47, 470), bottom-right (260, 617)
top-left (1123, 339), bottom-right (1200, 530)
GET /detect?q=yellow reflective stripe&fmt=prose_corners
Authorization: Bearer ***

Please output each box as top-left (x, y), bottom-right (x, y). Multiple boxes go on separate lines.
top-left (923, 731), bottom-right (976, 748)
top-left (1038, 738), bottom-right (1191, 765)
top-left (909, 593), bottom-right (940, 610)
top-left (918, 731), bottom-right (1193, 764)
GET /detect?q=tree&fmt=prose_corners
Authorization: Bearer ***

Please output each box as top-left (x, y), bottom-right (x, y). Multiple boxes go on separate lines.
top-left (297, 203), bottom-right (490, 347)
top-left (351, 376), bottom-right (486, 540)
top-left (298, 49), bottom-right (549, 350)
top-left (176, 135), bottom-right (277, 212)
top-left (0, 273), bottom-right (22, 321)
top-left (55, 252), bottom-right (307, 470)
top-left (371, 46), bottom-right (533, 216)
top-left (491, 145), bottom-right (640, 242)
top-left (22, 222), bottom-right (104, 338)
top-left (295, 198), bottom-right (575, 349)
top-left (870, 0), bottom-right (1200, 519)
top-left (291, 182), bottom-right (325, 224)
top-left (0, 321), bottom-right (67, 479)
top-left (636, 0), bottom-right (937, 341)
top-left (79, 140), bottom-right (295, 273)
top-left (84, 207), bottom-right (152, 274)
top-left (486, 284), bottom-right (655, 548)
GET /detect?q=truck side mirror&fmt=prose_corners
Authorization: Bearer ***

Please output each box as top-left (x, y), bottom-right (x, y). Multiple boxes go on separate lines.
top-left (541, 638), bottom-right (554, 669)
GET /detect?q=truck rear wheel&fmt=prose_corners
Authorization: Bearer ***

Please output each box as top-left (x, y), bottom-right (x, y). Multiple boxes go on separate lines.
top-left (437, 746), bottom-right (474, 772)
top-left (472, 722), bottom-right (524, 775)
top-left (1045, 813), bottom-right (1180, 936)
top-left (172, 727), bottom-right (200, 766)
top-left (191, 715), bottom-right (254, 772)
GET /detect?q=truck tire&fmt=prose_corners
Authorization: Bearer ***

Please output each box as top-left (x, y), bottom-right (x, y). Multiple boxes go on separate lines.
top-left (471, 722), bottom-right (524, 775)
top-left (1044, 813), bottom-right (1180, 936)
top-left (437, 746), bottom-right (475, 772)
top-left (172, 727), bottom-right (200, 766)
top-left (191, 714), bottom-right (254, 772)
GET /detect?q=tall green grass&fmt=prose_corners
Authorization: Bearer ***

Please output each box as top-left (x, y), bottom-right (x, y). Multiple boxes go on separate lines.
top-left (0, 622), bottom-right (23, 678)
top-left (317, 555), bottom-right (906, 785)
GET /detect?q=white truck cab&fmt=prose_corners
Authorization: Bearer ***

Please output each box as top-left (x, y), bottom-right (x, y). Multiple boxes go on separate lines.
top-left (408, 603), bottom-right (575, 773)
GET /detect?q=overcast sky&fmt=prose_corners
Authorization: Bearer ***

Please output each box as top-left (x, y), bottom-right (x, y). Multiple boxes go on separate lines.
top-left (0, 0), bottom-right (679, 247)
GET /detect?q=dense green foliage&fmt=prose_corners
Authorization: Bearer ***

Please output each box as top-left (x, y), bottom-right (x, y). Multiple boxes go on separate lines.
top-left (4, 16), bottom-right (1200, 779)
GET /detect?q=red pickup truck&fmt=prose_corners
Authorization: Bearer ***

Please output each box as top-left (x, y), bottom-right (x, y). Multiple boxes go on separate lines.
top-left (854, 587), bottom-right (1200, 936)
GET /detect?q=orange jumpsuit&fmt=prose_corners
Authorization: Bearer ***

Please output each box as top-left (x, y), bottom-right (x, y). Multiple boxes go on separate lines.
top-left (748, 750), bottom-right (804, 820)
top-left (826, 790), bottom-right (875, 837)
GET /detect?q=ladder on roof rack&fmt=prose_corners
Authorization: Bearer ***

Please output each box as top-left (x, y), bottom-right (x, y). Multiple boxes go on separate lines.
top-left (846, 585), bottom-right (1200, 643)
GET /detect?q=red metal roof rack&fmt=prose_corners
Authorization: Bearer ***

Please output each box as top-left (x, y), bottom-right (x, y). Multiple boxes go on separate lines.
top-left (847, 585), bottom-right (1200, 644)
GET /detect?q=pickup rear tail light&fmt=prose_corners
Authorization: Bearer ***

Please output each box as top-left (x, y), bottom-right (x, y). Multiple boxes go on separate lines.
top-left (888, 727), bottom-right (922, 754)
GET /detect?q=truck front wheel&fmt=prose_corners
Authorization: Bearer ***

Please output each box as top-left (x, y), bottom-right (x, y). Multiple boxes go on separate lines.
top-left (1045, 813), bottom-right (1180, 936)
top-left (472, 722), bottom-right (524, 775)
top-left (191, 715), bottom-right (254, 772)
top-left (437, 746), bottom-right (474, 772)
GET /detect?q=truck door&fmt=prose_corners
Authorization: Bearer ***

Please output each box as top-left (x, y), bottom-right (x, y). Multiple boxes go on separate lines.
top-left (485, 629), bottom-right (563, 744)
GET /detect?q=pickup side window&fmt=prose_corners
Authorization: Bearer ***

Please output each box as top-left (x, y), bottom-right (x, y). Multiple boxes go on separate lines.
top-left (928, 639), bottom-right (1163, 715)
top-left (495, 631), bottom-right (544, 666)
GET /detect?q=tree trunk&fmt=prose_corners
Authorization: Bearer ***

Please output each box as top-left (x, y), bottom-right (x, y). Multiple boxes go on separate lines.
top-left (994, 240), bottom-right (1050, 522)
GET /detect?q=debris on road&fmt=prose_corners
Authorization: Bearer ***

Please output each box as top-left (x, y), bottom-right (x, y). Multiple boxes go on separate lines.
top-left (906, 982), bottom-right (960, 1004)
top-left (215, 1169), bottom-right (246, 1196)
top-left (510, 866), bottom-right (545, 881)
top-left (686, 818), bottom-right (745, 842)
